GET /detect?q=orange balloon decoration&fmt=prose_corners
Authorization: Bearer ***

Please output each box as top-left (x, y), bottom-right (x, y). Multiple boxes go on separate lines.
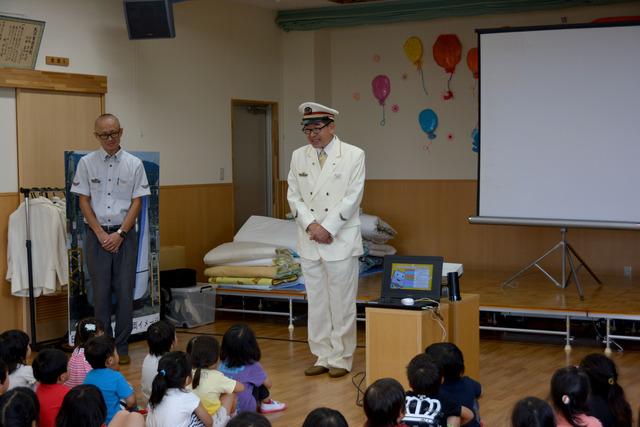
top-left (466, 47), bottom-right (478, 79)
top-left (433, 34), bottom-right (462, 100)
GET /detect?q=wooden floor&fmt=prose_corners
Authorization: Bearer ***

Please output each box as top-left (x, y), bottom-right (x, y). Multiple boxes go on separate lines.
top-left (118, 313), bottom-right (640, 427)
top-left (115, 269), bottom-right (640, 426)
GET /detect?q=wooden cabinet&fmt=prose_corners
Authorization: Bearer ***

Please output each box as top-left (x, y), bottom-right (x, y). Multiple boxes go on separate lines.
top-left (365, 293), bottom-right (479, 388)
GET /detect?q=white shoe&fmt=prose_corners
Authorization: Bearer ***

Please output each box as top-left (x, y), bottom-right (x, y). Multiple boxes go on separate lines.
top-left (259, 399), bottom-right (287, 414)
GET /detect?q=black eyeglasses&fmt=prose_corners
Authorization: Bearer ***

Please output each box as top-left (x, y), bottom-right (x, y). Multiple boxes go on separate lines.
top-left (95, 129), bottom-right (122, 140)
top-left (302, 122), bottom-right (330, 135)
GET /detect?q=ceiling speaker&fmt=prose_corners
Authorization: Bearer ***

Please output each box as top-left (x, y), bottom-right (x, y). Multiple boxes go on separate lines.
top-left (124, 0), bottom-right (175, 40)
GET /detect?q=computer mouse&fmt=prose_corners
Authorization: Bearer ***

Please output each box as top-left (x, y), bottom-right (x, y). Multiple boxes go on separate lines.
top-left (401, 297), bottom-right (415, 306)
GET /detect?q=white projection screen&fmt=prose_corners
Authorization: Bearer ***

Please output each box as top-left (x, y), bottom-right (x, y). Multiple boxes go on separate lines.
top-left (472, 23), bottom-right (640, 230)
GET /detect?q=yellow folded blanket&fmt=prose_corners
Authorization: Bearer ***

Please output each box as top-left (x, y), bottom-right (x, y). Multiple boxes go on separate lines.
top-left (205, 265), bottom-right (279, 279)
top-left (208, 275), bottom-right (298, 286)
top-left (204, 264), bottom-right (301, 279)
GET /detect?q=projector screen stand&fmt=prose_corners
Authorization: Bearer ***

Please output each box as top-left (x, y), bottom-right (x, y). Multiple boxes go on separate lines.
top-left (502, 228), bottom-right (601, 300)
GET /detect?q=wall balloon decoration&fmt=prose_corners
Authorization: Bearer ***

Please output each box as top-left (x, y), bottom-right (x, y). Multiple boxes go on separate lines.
top-left (372, 74), bottom-right (391, 126)
top-left (418, 108), bottom-right (438, 152)
top-left (471, 127), bottom-right (479, 153)
top-left (433, 34), bottom-right (462, 100)
top-left (467, 47), bottom-right (478, 79)
top-left (403, 36), bottom-right (428, 95)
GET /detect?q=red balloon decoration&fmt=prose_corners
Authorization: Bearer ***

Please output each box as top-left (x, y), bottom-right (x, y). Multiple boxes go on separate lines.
top-left (433, 34), bottom-right (462, 100)
top-left (433, 34), bottom-right (462, 74)
top-left (466, 47), bottom-right (478, 79)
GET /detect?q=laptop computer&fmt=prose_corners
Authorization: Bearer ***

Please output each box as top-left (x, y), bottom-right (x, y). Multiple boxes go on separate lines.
top-left (367, 255), bottom-right (443, 310)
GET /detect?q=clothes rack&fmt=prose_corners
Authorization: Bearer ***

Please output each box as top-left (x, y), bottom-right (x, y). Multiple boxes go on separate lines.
top-left (19, 187), bottom-right (66, 348)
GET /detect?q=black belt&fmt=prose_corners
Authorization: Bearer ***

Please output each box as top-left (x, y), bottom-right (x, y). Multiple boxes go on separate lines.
top-left (101, 225), bottom-right (122, 233)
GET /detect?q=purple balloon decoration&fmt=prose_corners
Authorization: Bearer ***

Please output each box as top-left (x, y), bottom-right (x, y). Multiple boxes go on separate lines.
top-left (372, 75), bottom-right (391, 106)
top-left (372, 75), bottom-right (391, 126)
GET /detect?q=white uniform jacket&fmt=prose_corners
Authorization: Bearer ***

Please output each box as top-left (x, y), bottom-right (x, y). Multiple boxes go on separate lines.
top-left (287, 136), bottom-right (365, 261)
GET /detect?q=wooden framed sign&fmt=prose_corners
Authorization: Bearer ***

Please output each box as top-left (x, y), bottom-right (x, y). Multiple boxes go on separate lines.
top-left (0, 15), bottom-right (45, 69)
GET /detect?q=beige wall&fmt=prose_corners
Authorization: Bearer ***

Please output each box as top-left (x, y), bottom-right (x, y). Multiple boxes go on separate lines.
top-left (133, 1), bottom-right (283, 185)
top-left (0, 0), bottom-right (283, 187)
top-left (280, 2), bottom-right (640, 179)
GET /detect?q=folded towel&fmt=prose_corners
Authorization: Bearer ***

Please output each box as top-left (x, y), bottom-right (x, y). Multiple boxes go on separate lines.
top-left (203, 241), bottom-right (292, 266)
top-left (204, 264), bottom-right (301, 279)
top-left (363, 241), bottom-right (397, 257)
top-left (208, 275), bottom-right (298, 286)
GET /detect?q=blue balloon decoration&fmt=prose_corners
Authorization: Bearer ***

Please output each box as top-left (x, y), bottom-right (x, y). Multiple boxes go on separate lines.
top-left (418, 109), bottom-right (438, 140)
top-left (471, 127), bottom-right (479, 153)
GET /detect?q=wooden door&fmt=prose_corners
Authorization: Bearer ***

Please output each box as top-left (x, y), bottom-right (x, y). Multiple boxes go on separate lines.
top-left (17, 89), bottom-right (102, 187)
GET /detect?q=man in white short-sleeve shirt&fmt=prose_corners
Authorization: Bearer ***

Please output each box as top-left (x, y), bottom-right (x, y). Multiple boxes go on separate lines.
top-left (71, 113), bottom-right (150, 363)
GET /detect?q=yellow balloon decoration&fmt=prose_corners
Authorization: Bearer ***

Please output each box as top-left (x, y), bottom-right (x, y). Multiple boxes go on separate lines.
top-left (403, 36), bottom-right (428, 95)
top-left (403, 36), bottom-right (424, 68)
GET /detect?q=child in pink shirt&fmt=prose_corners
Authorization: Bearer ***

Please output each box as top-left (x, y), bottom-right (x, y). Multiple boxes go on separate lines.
top-left (65, 317), bottom-right (104, 388)
top-left (551, 366), bottom-right (602, 427)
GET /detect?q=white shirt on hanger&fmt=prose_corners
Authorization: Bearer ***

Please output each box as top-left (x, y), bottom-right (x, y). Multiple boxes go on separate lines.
top-left (6, 197), bottom-right (69, 296)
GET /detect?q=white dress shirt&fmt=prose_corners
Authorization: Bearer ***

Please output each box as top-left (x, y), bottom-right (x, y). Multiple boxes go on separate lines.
top-left (71, 148), bottom-right (150, 226)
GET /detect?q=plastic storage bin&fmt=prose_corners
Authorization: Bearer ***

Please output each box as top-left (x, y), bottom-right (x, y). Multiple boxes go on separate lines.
top-left (166, 284), bottom-right (216, 328)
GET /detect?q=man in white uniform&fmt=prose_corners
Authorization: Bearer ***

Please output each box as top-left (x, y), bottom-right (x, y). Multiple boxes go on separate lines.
top-left (71, 113), bottom-right (150, 364)
top-left (287, 102), bottom-right (365, 378)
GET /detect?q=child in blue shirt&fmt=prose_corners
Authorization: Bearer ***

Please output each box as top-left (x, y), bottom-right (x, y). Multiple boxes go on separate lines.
top-left (83, 335), bottom-right (136, 424)
top-left (425, 343), bottom-right (481, 427)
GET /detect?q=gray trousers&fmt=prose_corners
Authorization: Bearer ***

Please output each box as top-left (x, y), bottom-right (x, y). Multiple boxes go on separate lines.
top-left (85, 225), bottom-right (137, 355)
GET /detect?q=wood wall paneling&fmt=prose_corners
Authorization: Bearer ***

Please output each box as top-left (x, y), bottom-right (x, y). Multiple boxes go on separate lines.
top-left (159, 184), bottom-right (234, 281)
top-left (278, 180), bottom-right (640, 275)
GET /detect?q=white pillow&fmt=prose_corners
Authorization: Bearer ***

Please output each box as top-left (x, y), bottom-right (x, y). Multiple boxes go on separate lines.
top-left (203, 241), bottom-right (286, 266)
top-left (233, 215), bottom-right (297, 250)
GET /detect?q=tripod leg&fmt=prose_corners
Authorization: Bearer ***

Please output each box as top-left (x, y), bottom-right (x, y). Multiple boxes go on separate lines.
top-left (502, 242), bottom-right (563, 288)
top-left (566, 243), bottom-right (602, 285)
top-left (566, 250), bottom-right (584, 300)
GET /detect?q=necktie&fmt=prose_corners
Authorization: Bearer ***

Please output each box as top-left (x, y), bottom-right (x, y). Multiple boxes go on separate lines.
top-left (318, 149), bottom-right (327, 169)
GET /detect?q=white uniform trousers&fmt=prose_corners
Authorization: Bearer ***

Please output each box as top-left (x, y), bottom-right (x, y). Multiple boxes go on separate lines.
top-left (301, 256), bottom-right (359, 371)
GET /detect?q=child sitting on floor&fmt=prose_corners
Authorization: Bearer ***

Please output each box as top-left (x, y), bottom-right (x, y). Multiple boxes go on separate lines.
top-left (218, 324), bottom-right (285, 414)
top-left (551, 366), bottom-right (602, 427)
top-left (146, 351), bottom-right (212, 427)
top-left (511, 396), bottom-right (556, 427)
top-left (403, 353), bottom-right (474, 427)
top-left (0, 386), bottom-right (39, 426)
top-left (66, 317), bottom-right (105, 388)
top-left (141, 320), bottom-right (176, 402)
top-left (0, 329), bottom-right (35, 390)
top-left (33, 348), bottom-right (70, 427)
top-left (56, 384), bottom-right (144, 427)
top-left (425, 342), bottom-right (481, 427)
top-left (187, 335), bottom-right (244, 427)
top-left (364, 378), bottom-right (407, 427)
top-left (83, 335), bottom-right (136, 424)
top-left (579, 353), bottom-right (632, 427)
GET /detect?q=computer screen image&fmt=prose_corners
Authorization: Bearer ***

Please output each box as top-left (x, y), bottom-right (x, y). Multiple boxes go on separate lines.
top-left (389, 263), bottom-right (433, 291)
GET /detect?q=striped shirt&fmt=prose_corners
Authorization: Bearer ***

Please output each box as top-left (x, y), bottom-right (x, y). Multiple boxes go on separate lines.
top-left (65, 347), bottom-right (92, 388)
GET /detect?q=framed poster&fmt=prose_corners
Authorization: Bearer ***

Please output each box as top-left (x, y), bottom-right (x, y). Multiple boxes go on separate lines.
top-left (64, 151), bottom-right (160, 345)
top-left (0, 15), bottom-right (45, 69)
